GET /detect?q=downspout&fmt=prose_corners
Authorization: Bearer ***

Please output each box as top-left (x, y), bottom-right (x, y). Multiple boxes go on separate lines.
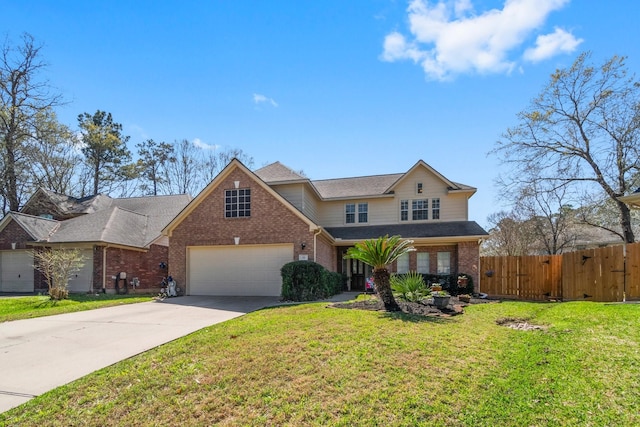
top-left (102, 245), bottom-right (110, 293)
top-left (313, 228), bottom-right (322, 263)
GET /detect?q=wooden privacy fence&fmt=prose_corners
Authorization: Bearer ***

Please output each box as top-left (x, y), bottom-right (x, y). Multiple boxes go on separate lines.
top-left (480, 242), bottom-right (640, 302)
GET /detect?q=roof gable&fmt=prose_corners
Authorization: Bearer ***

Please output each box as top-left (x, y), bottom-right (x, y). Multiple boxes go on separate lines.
top-left (255, 161), bottom-right (307, 183)
top-left (0, 212), bottom-right (60, 241)
top-left (385, 160), bottom-right (476, 195)
top-left (163, 158), bottom-right (319, 236)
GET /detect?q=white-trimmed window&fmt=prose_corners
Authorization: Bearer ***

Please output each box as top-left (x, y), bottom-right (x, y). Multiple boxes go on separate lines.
top-left (432, 198), bottom-right (440, 220)
top-left (225, 188), bottom-right (251, 218)
top-left (437, 252), bottom-right (450, 274)
top-left (345, 203), bottom-right (355, 223)
top-left (417, 252), bottom-right (430, 274)
top-left (416, 182), bottom-right (423, 194)
top-left (400, 200), bottom-right (408, 221)
top-left (412, 199), bottom-right (428, 220)
top-left (358, 203), bottom-right (368, 223)
top-left (396, 253), bottom-right (409, 274)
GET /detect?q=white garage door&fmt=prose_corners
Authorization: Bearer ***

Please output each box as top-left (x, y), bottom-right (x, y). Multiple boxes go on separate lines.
top-left (188, 244), bottom-right (293, 296)
top-left (67, 249), bottom-right (94, 293)
top-left (0, 250), bottom-right (34, 293)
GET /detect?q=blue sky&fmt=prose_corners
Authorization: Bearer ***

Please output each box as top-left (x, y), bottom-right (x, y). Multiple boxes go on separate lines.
top-left (5, 0), bottom-right (640, 227)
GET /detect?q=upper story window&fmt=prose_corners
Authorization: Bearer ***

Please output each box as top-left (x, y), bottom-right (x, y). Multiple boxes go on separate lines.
top-left (412, 199), bottom-right (428, 220)
top-left (400, 200), bottom-right (408, 221)
top-left (346, 202), bottom-right (368, 224)
top-left (358, 203), bottom-right (368, 223)
top-left (432, 198), bottom-right (440, 220)
top-left (416, 182), bottom-right (423, 194)
top-left (225, 188), bottom-right (251, 218)
top-left (345, 203), bottom-right (355, 223)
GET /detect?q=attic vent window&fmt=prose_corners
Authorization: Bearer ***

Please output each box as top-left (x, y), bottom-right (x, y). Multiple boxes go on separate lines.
top-left (417, 183), bottom-right (423, 194)
top-left (225, 188), bottom-right (251, 218)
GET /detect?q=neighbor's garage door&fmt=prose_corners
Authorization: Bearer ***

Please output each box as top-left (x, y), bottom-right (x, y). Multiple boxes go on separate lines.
top-left (188, 244), bottom-right (293, 296)
top-left (67, 249), bottom-right (94, 293)
top-left (0, 250), bottom-right (34, 292)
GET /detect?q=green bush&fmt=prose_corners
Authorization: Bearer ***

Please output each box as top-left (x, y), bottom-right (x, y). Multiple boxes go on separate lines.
top-left (391, 272), bottom-right (429, 302)
top-left (281, 261), bottom-right (344, 301)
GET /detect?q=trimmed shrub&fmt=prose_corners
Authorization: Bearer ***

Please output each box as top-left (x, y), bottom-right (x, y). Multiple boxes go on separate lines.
top-left (281, 261), bottom-right (344, 301)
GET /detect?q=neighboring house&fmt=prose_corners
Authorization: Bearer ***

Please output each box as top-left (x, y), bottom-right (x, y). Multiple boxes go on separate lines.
top-left (0, 188), bottom-right (191, 293)
top-left (163, 159), bottom-right (488, 296)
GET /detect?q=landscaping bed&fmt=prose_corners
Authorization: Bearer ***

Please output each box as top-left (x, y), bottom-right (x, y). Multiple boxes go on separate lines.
top-left (331, 295), bottom-right (496, 317)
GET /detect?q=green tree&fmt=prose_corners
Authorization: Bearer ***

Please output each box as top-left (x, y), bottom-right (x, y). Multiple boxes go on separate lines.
top-left (493, 52), bottom-right (640, 243)
top-left (345, 235), bottom-right (415, 311)
top-left (136, 139), bottom-right (175, 195)
top-left (0, 33), bottom-right (63, 212)
top-left (77, 110), bottom-right (133, 195)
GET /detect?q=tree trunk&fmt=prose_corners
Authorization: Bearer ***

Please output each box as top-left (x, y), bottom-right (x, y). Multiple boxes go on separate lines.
top-left (618, 201), bottom-right (635, 243)
top-left (373, 268), bottom-right (400, 312)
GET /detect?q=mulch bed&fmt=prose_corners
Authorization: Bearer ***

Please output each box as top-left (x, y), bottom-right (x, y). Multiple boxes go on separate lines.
top-left (330, 296), bottom-right (497, 318)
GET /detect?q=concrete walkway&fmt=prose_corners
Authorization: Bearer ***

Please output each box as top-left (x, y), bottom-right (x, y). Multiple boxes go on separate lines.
top-left (0, 293), bottom-right (359, 413)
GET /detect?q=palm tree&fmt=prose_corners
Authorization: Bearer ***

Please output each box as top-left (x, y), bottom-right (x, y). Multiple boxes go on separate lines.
top-left (345, 235), bottom-right (415, 311)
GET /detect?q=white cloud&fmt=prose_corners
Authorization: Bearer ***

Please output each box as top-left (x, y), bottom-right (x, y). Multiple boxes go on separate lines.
top-left (382, 0), bottom-right (580, 80)
top-left (192, 138), bottom-right (219, 150)
top-left (523, 27), bottom-right (583, 62)
top-left (253, 93), bottom-right (278, 107)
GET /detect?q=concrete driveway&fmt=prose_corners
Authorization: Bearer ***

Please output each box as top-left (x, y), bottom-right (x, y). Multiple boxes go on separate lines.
top-left (0, 296), bottom-right (280, 413)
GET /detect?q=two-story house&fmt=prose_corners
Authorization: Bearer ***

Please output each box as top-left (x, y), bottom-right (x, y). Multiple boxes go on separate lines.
top-left (163, 158), bottom-right (488, 296)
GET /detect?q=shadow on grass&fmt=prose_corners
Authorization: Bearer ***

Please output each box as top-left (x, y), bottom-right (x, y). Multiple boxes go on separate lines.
top-left (378, 310), bottom-right (452, 323)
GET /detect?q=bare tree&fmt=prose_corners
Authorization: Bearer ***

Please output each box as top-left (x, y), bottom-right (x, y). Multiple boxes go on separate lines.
top-left (33, 248), bottom-right (85, 300)
top-left (482, 211), bottom-right (538, 256)
top-left (493, 52), bottom-right (640, 243)
top-left (514, 183), bottom-right (579, 254)
top-left (25, 109), bottom-right (80, 195)
top-left (161, 139), bottom-right (202, 195)
top-left (0, 33), bottom-right (64, 212)
top-left (200, 147), bottom-right (254, 185)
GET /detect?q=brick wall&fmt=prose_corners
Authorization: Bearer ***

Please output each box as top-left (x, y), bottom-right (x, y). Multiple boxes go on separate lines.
top-left (169, 167), bottom-right (317, 289)
top-left (393, 244), bottom-right (459, 274)
top-left (457, 241), bottom-right (480, 292)
top-left (100, 244), bottom-right (169, 293)
top-left (315, 234), bottom-right (336, 271)
top-left (0, 220), bottom-right (33, 250)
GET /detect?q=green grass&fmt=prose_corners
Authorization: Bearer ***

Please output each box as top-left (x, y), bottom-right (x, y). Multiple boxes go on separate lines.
top-left (2, 300), bottom-right (640, 426)
top-left (0, 293), bottom-right (154, 322)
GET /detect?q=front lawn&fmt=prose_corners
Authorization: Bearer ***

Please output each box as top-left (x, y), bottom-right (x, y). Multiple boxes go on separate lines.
top-left (0, 293), bottom-right (154, 322)
top-left (2, 300), bottom-right (639, 426)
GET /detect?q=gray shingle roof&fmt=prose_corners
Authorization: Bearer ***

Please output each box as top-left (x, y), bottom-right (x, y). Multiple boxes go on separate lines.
top-left (17, 193), bottom-right (192, 248)
top-left (255, 162), bottom-right (306, 183)
top-left (311, 174), bottom-right (403, 199)
top-left (9, 212), bottom-right (59, 241)
top-left (324, 221), bottom-right (488, 240)
top-left (48, 207), bottom-right (148, 247)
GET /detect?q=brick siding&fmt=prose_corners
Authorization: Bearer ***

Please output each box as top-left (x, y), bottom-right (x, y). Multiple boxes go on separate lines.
top-left (169, 167), bottom-right (319, 290)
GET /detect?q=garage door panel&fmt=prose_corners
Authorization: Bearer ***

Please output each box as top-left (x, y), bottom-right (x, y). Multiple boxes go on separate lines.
top-left (0, 250), bottom-right (34, 293)
top-left (188, 244), bottom-right (293, 296)
top-left (67, 249), bottom-right (94, 293)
